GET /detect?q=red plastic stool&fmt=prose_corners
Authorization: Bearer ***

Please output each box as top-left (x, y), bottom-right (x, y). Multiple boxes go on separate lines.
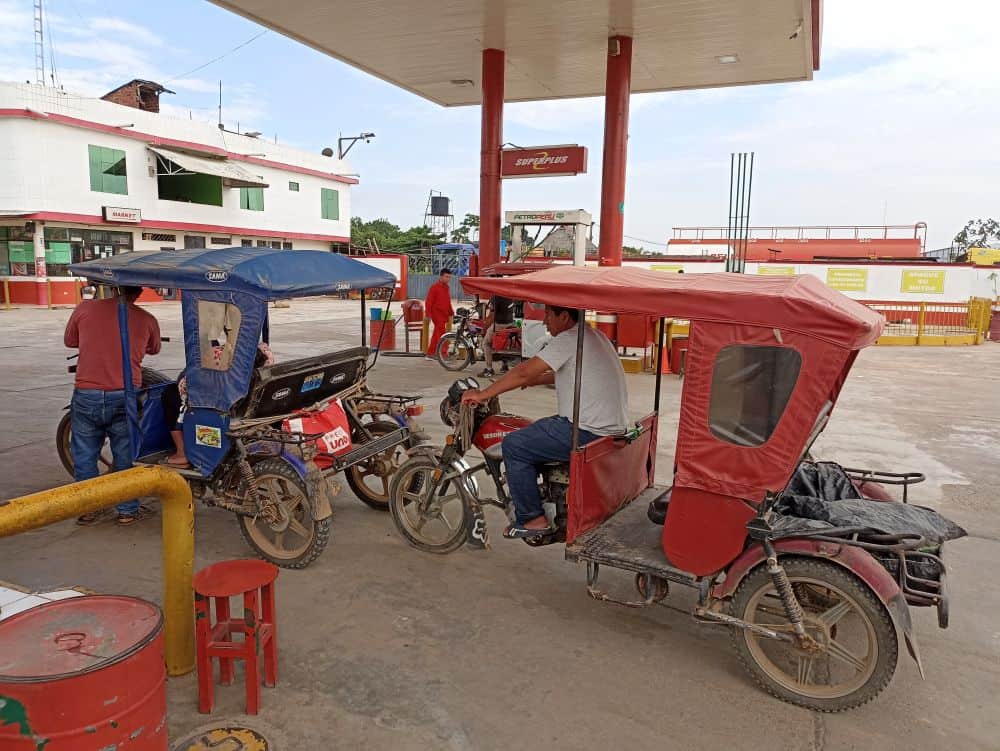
top-left (193, 559), bottom-right (278, 715)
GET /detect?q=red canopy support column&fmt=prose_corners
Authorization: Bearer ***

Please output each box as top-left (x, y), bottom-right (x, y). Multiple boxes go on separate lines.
top-left (597, 35), bottom-right (632, 343)
top-left (478, 48), bottom-right (505, 269)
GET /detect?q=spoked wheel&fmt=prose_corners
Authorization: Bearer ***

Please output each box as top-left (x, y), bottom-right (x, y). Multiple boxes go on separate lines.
top-left (56, 411), bottom-right (113, 478)
top-left (729, 558), bottom-right (898, 712)
top-left (388, 455), bottom-right (469, 554)
top-left (436, 333), bottom-right (474, 372)
top-left (345, 420), bottom-right (410, 511)
top-left (237, 458), bottom-right (331, 569)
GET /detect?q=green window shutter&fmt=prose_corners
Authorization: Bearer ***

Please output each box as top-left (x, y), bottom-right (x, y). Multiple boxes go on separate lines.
top-left (88, 145), bottom-right (103, 192)
top-left (88, 145), bottom-right (128, 194)
top-left (321, 188), bottom-right (339, 220)
top-left (240, 187), bottom-right (264, 211)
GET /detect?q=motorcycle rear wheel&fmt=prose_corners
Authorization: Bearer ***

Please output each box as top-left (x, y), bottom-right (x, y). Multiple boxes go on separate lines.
top-left (729, 557), bottom-right (897, 712)
top-left (436, 333), bottom-right (474, 372)
top-left (389, 455), bottom-right (469, 554)
top-left (237, 458), bottom-right (332, 569)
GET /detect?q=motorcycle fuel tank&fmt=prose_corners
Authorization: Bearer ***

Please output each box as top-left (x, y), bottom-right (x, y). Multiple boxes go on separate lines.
top-left (473, 414), bottom-right (532, 453)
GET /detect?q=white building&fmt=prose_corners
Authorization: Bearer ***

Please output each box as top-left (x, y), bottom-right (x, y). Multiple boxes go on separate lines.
top-left (0, 80), bottom-right (356, 304)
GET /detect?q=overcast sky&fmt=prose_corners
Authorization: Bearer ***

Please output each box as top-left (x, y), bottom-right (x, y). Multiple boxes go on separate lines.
top-left (0, 0), bottom-right (996, 250)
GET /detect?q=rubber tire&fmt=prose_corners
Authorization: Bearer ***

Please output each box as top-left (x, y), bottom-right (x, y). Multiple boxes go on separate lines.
top-left (56, 367), bottom-right (173, 477)
top-left (729, 557), bottom-right (898, 712)
top-left (237, 458), bottom-right (332, 569)
top-left (388, 454), bottom-right (469, 554)
top-left (436, 333), bottom-right (474, 371)
top-left (345, 419), bottom-right (411, 511)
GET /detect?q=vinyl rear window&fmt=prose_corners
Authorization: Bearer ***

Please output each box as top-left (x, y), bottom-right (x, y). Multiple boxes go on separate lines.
top-left (708, 345), bottom-right (801, 447)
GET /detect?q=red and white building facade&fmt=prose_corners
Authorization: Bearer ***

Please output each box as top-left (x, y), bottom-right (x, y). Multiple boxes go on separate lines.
top-left (0, 81), bottom-right (358, 305)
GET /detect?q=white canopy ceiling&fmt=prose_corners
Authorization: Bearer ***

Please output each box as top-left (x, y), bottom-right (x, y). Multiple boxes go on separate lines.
top-left (209, 0), bottom-right (821, 106)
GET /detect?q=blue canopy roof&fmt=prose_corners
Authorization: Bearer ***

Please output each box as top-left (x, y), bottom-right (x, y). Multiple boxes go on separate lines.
top-left (69, 247), bottom-right (397, 300)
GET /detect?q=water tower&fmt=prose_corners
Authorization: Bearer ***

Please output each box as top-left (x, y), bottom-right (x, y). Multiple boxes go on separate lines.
top-left (423, 190), bottom-right (454, 239)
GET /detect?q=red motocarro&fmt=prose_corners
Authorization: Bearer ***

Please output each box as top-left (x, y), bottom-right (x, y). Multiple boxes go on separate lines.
top-left (389, 266), bottom-right (964, 711)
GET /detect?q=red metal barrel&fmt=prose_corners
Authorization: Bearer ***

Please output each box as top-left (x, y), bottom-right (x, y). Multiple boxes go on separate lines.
top-left (0, 595), bottom-right (167, 750)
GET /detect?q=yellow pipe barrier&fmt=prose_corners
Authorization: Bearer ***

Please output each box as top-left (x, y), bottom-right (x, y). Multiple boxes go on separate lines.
top-left (3, 279), bottom-right (10, 310)
top-left (0, 466), bottom-right (196, 676)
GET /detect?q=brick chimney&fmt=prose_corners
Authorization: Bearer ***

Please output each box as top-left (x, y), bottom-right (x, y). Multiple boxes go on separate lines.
top-left (101, 80), bottom-right (174, 113)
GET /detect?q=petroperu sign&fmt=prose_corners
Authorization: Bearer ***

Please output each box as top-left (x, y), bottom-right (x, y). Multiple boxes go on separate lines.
top-left (103, 206), bottom-right (142, 223)
top-left (501, 145), bottom-right (587, 178)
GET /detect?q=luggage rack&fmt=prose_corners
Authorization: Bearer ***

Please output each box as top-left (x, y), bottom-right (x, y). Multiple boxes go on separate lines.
top-left (843, 467), bottom-right (926, 503)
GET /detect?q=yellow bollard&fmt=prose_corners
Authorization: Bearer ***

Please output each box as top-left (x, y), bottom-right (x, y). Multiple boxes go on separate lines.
top-left (46, 278), bottom-right (53, 309)
top-left (420, 318), bottom-right (430, 353)
top-left (2, 278), bottom-right (10, 311)
top-left (0, 466), bottom-right (196, 676)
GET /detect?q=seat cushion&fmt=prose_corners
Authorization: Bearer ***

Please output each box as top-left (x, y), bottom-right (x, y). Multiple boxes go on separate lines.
top-left (483, 442), bottom-right (504, 461)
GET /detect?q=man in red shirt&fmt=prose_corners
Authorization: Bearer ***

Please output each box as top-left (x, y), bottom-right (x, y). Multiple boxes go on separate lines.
top-left (424, 268), bottom-right (454, 359)
top-left (64, 286), bottom-right (162, 525)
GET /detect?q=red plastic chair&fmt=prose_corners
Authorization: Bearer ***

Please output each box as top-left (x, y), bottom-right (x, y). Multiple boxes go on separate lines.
top-left (193, 559), bottom-right (278, 715)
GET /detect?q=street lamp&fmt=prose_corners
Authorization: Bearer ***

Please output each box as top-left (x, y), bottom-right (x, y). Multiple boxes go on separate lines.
top-left (336, 132), bottom-right (375, 160)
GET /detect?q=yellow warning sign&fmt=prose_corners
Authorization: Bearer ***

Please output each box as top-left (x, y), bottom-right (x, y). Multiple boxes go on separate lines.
top-left (900, 269), bottom-right (945, 294)
top-left (756, 265), bottom-right (795, 276)
top-left (826, 268), bottom-right (869, 292)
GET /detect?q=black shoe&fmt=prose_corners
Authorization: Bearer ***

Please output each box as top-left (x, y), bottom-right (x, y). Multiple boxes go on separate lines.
top-left (477, 367), bottom-right (496, 378)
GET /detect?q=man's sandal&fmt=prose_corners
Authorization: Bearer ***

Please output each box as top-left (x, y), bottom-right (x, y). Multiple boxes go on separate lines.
top-left (502, 523), bottom-right (555, 539)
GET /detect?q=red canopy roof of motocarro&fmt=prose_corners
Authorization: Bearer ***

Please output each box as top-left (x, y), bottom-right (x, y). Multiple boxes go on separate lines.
top-left (461, 266), bottom-right (884, 350)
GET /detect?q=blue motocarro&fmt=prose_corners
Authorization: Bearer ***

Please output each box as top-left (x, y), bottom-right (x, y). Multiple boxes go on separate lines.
top-left (65, 247), bottom-right (426, 568)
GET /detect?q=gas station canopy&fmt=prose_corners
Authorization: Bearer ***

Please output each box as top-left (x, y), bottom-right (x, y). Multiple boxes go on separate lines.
top-left (209, 0), bottom-right (821, 106)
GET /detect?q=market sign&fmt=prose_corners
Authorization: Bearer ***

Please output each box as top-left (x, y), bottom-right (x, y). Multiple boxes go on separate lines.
top-left (826, 267), bottom-right (868, 292)
top-left (501, 145), bottom-right (587, 178)
top-left (901, 269), bottom-right (945, 294)
top-left (756, 265), bottom-right (795, 276)
top-left (102, 206), bottom-right (141, 223)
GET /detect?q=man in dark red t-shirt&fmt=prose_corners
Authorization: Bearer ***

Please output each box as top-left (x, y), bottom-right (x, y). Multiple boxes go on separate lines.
top-left (424, 268), bottom-right (454, 358)
top-left (64, 286), bottom-right (161, 525)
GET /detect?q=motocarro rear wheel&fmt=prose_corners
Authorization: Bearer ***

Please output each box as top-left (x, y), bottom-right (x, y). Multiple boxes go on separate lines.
top-left (237, 458), bottom-right (331, 569)
top-left (729, 557), bottom-right (897, 712)
top-left (436, 333), bottom-right (474, 372)
top-left (345, 419), bottom-right (410, 511)
top-left (56, 367), bottom-right (172, 478)
top-left (389, 455), bottom-right (469, 554)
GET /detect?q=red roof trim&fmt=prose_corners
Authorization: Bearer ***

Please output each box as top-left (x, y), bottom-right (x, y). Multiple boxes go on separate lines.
top-left (14, 211), bottom-right (350, 243)
top-left (0, 108), bottom-right (359, 185)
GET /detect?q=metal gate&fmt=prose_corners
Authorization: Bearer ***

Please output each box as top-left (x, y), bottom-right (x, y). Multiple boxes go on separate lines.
top-left (406, 252), bottom-right (472, 301)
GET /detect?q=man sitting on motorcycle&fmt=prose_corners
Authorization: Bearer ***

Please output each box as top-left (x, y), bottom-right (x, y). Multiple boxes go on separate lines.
top-left (462, 305), bottom-right (628, 538)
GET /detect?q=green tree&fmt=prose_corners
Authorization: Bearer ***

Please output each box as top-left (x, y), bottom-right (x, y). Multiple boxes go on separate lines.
top-left (954, 218), bottom-right (1000, 254)
top-left (623, 244), bottom-right (645, 257)
top-left (352, 217), bottom-right (445, 252)
top-left (451, 213), bottom-right (480, 243)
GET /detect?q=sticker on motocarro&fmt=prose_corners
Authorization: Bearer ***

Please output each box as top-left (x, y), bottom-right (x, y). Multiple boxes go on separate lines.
top-left (195, 425), bottom-right (222, 448)
top-left (301, 372), bottom-right (324, 393)
top-left (272, 387), bottom-right (291, 401)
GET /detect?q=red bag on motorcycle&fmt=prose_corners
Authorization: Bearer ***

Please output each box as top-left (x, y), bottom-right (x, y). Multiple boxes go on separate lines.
top-left (283, 399), bottom-right (353, 469)
top-left (492, 327), bottom-right (521, 353)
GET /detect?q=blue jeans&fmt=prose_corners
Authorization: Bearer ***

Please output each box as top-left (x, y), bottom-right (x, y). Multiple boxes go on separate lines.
top-left (71, 389), bottom-right (138, 515)
top-left (501, 416), bottom-right (600, 525)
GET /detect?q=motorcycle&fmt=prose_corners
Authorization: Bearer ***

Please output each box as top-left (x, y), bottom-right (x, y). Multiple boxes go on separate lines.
top-left (389, 377), bottom-right (568, 553)
top-left (435, 307), bottom-right (526, 373)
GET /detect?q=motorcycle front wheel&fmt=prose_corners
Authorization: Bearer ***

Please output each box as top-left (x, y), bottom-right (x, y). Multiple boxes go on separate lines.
top-left (436, 333), bottom-right (474, 371)
top-left (389, 455), bottom-right (469, 554)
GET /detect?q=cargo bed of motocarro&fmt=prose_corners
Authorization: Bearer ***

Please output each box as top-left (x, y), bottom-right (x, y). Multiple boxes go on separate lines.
top-left (565, 487), bottom-right (700, 589)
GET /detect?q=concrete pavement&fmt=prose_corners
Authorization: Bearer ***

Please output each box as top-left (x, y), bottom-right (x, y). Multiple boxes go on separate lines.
top-left (0, 299), bottom-right (997, 750)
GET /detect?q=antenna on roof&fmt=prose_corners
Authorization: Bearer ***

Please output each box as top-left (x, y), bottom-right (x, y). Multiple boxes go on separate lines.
top-left (33, 0), bottom-right (45, 86)
top-left (218, 80), bottom-right (222, 128)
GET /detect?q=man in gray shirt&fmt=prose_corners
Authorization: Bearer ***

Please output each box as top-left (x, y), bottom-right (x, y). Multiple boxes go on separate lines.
top-left (462, 305), bottom-right (628, 537)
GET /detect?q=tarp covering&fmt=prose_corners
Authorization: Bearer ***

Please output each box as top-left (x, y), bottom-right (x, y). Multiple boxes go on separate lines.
top-left (70, 248), bottom-right (396, 300)
top-left (773, 462), bottom-right (967, 545)
top-left (461, 266), bottom-right (884, 349)
top-left (149, 146), bottom-right (268, 188)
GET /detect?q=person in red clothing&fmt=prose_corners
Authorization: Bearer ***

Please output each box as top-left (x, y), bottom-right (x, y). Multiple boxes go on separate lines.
top-left (64, 286), bottom-right (162, 526)
top-left (424, 268), bottom-right (454, 359)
